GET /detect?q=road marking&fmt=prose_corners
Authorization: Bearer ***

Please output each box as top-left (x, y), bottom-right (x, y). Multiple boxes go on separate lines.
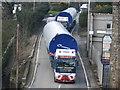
top-left (28, 33), bottom-right (43, 88)
top-left (77, 52), bottom-right (90, 89)
top-left (58, 84), bottom-right (61, 89)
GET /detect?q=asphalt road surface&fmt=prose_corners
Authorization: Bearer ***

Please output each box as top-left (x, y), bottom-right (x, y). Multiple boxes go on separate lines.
top-left (30, 33), bottom-right (87, 88)
top-left (30, 11), bottom-right (96, 89)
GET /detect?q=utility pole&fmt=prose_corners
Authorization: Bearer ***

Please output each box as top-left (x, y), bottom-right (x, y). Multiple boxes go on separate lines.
top-left (87, 0), bottom-right (90, 56)
top-left (110, 2), bottom-right (120, 88)
top-left (13, 3), bottom-right (21, 89)
top-left (68, 0), bottom-right (70, 8)
top-left (0, 2), bottom-right (2, 90)
top-left (33, 0), bottom-right (35, 12)
top-left (16, 24), bottom-right (19, 89)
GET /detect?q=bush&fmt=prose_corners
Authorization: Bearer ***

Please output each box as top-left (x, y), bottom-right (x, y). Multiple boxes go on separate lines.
top-left (17, 2), bottom-right (49, 35)
top-left (47, 11), bottom-right (60, 16)
top-left (2, 18), bottom-right (17, 53)
top-left (50, 2), bottom-right (68, 11)
top-left (79, 11), bottom-right (88, 28)
top-left (79, 3), bottom-right (112, 29)
top-left (69, 2), bottom-right (79, 11)
top-left (2, 45), bottom-right (12, 69)
top-left (91, 5), bottom-right (112, 14)
top-left (2, 2), bottom-right (49, 69)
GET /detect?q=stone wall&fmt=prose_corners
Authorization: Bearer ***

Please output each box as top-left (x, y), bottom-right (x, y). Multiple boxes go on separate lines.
top-left (110, 2), bottom-right (120, 88)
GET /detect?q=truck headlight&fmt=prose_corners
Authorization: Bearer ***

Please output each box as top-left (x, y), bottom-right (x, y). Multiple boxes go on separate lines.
top-left (55, 73), bottom-right (62, 80)
top-left (69, 74), bottom-right (76, 80)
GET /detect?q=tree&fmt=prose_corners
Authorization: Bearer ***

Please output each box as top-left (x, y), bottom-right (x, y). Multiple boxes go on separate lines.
top-left (79, 11), bottom-right (88, 28)
top-left (2, 2), bottom-right (14, 18)
top-left (91, 2), bottom-right (112, 14)
top-left (50, 2), bottom-right (68, 11)
top-left (17, 2), bottom-right (49, 36)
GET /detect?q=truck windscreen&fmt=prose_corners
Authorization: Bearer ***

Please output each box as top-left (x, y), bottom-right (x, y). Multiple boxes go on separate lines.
top-left (56, 59), bottom-right (76, 67)
top-left (56, 59), bottom-right (76, 73)
top-left (61, 22), bottom-right (68, 28)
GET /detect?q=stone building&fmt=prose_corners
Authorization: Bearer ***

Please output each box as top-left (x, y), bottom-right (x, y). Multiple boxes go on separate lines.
top-left (87, 13), bottom-right (112, 86)
top-left (87, 2), bottom-right (120, 88)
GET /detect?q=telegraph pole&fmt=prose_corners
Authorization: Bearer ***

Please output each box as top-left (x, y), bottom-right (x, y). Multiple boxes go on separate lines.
top-left (16, 24), bottom-right (19, 89)
top-left (87, 0), bottom-right (90, 55)
top-left (0, 2), bottom-right (2, 90)
top-left (33, 0), bottom-right (35, 12)
top-left (12, 3), bottom-right (20, 89)
top-left (68, 0), bottom-right (70, 7)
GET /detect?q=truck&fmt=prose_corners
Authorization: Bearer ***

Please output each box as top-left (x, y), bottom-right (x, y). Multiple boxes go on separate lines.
top-left (80, 4), bottom-right (88, 13)
top-left (43, 21), bottom-right (78, 83)
top-left (46, 17), bottom-right (55, 23)
top-left (53, 49), bottom-right (77, 82)
top-left (55, 7), bottom-right (77, 32)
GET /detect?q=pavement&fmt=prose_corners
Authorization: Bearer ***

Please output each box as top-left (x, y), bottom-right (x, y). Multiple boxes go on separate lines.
top-left (23, 22), bottom-right (46, 88)
top-left (72, 24), bottom-right (100, 88)
top-left (29, 26), bottom-right (87, 88)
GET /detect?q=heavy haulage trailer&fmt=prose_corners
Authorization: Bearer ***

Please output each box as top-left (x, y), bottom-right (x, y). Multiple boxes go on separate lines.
top-left (55, 7), bottom-right (77, 32)
top-left (43, 21), bottom-right (78, 83)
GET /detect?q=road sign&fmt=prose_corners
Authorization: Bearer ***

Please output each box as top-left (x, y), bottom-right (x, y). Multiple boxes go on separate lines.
top-left (103, 36), bottom-right (112, 51)
top-left (101, 35), bottom-right (112, 64)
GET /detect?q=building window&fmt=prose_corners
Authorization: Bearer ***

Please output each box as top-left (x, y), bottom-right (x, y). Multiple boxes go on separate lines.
top-left (107, 24), bottom-right (111, 29)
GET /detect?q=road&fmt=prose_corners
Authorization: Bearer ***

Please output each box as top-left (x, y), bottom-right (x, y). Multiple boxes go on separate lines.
top-left (30, 32), bottom-right (87, 88)
top-left (72, 24), bottom-right (99, 88)
top-left (29, 11), bottom-right (99, 88)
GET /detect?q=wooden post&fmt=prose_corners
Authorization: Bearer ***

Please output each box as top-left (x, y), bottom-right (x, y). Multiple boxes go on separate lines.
top-left (16, 24), bottom-right (19, 89)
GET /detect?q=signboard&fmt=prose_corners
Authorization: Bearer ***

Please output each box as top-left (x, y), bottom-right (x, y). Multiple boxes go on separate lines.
top-left (55, 49), bottom-right (76, 57)
top-left (101, 35), bottom-right (112, 64)
top-left (97, 31), bottom-right (106, 34)
top-left (59, 56), bottom-right (74, 58)
top-left (89, 31), bottom-right (94, 34)
top-left (103, 36), bottom-right (112, 43)
top-left (57, 67), bottom-right (74, 69)
top-left (106, 31), bottom-right (112, 34)
top-left (103, 36), bottom-right (112, 51)
top-left (57, 16), bottom-right (68, 22)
